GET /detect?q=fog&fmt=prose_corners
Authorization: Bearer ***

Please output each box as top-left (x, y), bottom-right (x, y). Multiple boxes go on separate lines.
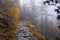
top-left (19, 0), bottom-right (60, 39)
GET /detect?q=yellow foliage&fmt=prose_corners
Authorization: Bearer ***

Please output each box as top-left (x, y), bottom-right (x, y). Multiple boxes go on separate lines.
top-left (0, 0), bottom-right (19, 40)
top-left (7, 3), bottom-right (19, 22)
top-left (27, 25), bottom-right (46, 40)
top-left (7, 2), bottom-right (19, 31)
top-left (6, 0), bottom-right (12, 4)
